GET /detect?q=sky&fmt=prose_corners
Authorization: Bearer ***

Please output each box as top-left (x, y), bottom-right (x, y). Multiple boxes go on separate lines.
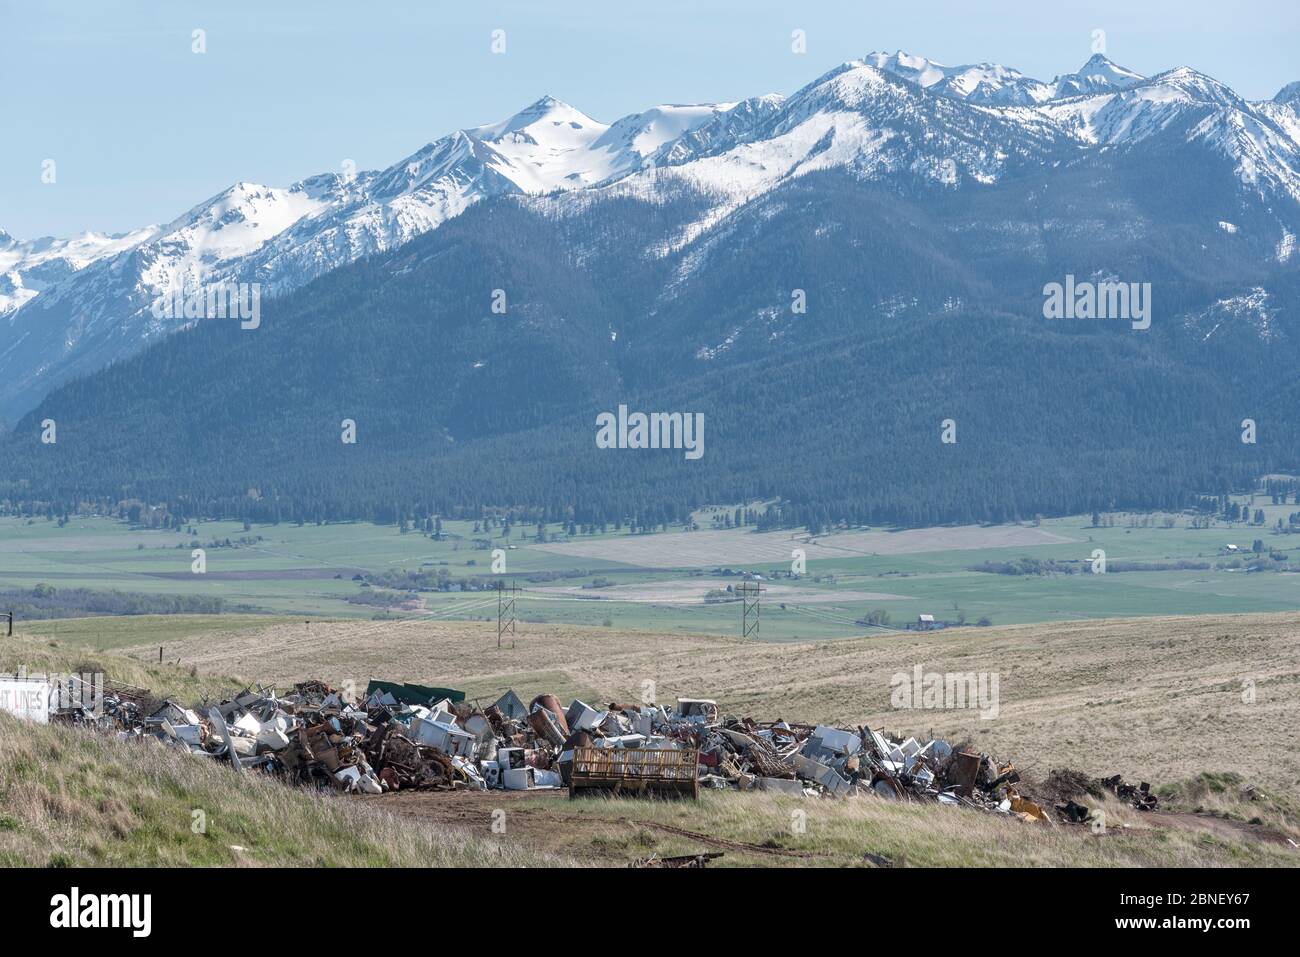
top-left (3, 0), bottom-right (1298, 239)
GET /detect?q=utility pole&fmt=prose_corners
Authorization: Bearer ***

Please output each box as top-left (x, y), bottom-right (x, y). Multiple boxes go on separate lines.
top-left (497, 581), bottom-right (517, 649)
top-left (740, 581), bottom-right (763, 638)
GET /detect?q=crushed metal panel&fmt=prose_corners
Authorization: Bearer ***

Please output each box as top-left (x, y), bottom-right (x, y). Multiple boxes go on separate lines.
top-left (464, 714), bottom-right (497, 754)
top-left (172, 723), bottom-right (203, 747)
top-left (757, 777), bottom-right (806, 797)
top-left (528, 707), bottom-right (566, 747)
top-left (810, 725), bottom-right (861, 755)
top-left (208, 706), bottom-right (243, 771)
top-left (233, 712), bottom-right (262, 736)
top-left (676, 698), bottom-right (718, 723)
top-left (791, 752), bottom-right (850, 796)
top-left (492, 689), bottom-right (528, 721)
top-left (531, 694), bottom-right (571, 736)
top-left (567, 700), bottom-right (606, 733)
top-left (148, 700), bottom-right (201, 727)
top-left (257, 728), bottom-right (291, 752)
top-left (944, 750), bottom-right (981, 797)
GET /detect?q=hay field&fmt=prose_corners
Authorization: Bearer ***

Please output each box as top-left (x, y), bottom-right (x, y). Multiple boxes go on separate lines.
top-left (529, 576), bottom-right (909, 603)
top-left (533, 523), bottom-right (1078, 567)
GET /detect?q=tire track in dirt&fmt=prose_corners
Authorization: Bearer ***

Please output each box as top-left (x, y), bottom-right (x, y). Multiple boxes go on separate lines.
top-left (368, 791), bottom-right (826, 860)
top-left (1145, 810), bottom-right (1295, 847)
top-left (609, 817), bottom-right (821, 858)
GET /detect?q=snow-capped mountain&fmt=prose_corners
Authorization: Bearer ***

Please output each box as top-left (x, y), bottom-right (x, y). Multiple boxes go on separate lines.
top-left (622, 56), bottom-right (1070, 253)
top-left (0, 226), bottom-right (159, 316)
top-left (1050, 52), bottom-right (1145, 97)
top-left (864, 50), bottom-right (1057, 105)
top-left (1037, 67), bottom-right (1300, 204)
top-left (0, 94), bottom-right (756, 422)
top-left (3, 50), bottom-right (1299, 424)
top-left (240, 97), bottom-right (745, 299)
top-left (1256, 84), bottom-right (1300, 152)
top-left (862, 50), bottom-right (1143, 105)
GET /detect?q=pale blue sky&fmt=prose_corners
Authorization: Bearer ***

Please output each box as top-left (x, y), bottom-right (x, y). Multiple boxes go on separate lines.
top-left (3, 0), bottom-right (1297, 238)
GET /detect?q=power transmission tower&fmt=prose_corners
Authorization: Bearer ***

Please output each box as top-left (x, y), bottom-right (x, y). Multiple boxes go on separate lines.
top-left (740, 581), bottom-right (763, 638)
top-left (496, 581), bottom-right (517, 649)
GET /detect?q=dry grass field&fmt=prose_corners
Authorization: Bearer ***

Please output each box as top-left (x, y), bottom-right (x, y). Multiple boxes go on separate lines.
top-left (5, 611), bottom-right (1300, 867)
top-left (91, 611), bottom-right (1300, 796)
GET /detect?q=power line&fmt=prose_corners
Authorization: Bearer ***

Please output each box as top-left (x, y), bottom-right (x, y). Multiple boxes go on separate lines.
top-left (496, 580), bottom-right (517, 649)
top-left (739, 580), bottom-right (763, 638)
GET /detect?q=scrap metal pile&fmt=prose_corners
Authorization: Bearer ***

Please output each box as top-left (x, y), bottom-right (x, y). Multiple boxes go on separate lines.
top-left (695, 713), bottom-right (1055, 823)
top-left (52, 680), bottom-right (1127, 823)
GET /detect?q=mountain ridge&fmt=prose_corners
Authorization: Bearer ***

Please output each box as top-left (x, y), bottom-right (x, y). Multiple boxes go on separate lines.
top-left (3, 49), bottom-right (1299, 430)
top-left (4, 106), bottom-right (1298, 525)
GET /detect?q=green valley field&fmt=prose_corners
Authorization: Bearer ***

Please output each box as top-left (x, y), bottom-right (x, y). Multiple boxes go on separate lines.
top-left (2, 503), bottom-right (1299, 639)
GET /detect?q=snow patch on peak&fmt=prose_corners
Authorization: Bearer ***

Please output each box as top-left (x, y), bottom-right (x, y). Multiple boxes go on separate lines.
top-left (863, 51), bottom-right (952, 89)
top-left (864, 50), bottom-right (1056, 105)
top-left (1077, 54), bottom-right (1144, 84)
top-left (470, 96), bottom-right (613, 193)
top-left (157, 181), bottom-right (335, 265)
top-left (600, 104), bottom-right (733, 157)
top-left (1037, 65), bottom-right (1252, 146)
top-left (1049, 55), bottom-right (1145, 99)
top-left (1147, 67), bottom-right (1242, 107)
top-left (475, 94), bottom-right (605, 142)
top-left (591, 103), bottom-right (736, 181)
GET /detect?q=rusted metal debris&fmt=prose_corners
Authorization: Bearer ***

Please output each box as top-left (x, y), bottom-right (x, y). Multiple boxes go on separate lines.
top-left (1099, 774), bottom-right (1159, 811)
top-left (40, 679), bottom-right (1153, 825)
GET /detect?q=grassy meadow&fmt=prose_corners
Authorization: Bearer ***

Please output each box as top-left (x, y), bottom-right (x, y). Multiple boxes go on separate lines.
top-left (2, 498), bottom-right (1299, 640)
